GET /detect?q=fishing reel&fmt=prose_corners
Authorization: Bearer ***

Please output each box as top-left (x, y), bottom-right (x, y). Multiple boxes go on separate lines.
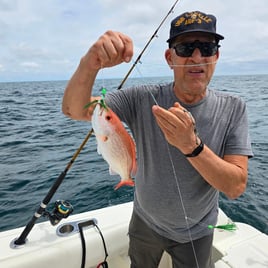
top-left (43, 200), bottom-right (73, 226)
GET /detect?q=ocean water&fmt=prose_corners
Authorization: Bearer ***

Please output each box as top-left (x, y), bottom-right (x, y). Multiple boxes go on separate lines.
top-left (0, 75), bottom-right (267, 235)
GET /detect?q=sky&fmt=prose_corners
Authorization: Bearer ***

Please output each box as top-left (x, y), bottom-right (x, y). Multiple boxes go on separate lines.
top-left (0, 0), bottom-right (268, 82)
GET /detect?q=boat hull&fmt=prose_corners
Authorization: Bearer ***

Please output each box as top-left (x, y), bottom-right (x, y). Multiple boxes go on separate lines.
top-left (0, 202), bottom-right (267, 268)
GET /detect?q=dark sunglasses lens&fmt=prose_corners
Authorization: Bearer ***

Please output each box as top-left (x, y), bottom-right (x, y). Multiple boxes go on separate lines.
top-left (174, 44), bottom-right (194, 57)
top-left (201, 43), bottom-right (218, 57)
top-left (174, 42), bottom-right (219, 57)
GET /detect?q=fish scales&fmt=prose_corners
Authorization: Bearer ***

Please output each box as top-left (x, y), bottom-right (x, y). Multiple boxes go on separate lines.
top-left (92, 103), bottom-right (137, 189)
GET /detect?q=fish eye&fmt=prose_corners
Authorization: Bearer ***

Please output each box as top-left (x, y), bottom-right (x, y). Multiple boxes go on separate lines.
top-left (105, 115), bottom-right (111, 121)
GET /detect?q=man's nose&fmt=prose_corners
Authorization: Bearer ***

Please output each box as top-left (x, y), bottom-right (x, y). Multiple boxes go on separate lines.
top-left (190, 47), bottom-right (203, 59)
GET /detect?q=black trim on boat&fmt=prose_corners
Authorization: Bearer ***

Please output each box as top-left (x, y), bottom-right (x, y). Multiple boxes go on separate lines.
top-left (78, 220), bottom-right (109, 268)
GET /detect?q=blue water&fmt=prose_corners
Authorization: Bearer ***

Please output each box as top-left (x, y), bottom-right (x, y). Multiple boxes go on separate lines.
top-left (0, 76), bottom-right (267, 235)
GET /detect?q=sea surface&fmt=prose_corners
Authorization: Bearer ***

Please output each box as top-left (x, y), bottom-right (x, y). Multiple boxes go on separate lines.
top-left (0, 75), bottom-right (267, 235)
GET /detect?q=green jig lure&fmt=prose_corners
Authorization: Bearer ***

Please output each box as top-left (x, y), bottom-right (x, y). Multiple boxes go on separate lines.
top-left (208, 223), bottom-right (237, 231)
top-left (84, 87), bottom-right (108, 110)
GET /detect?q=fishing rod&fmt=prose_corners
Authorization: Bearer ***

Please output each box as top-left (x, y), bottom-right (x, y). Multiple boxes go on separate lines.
top-left (117, 0), bottom-right (180, 90)
top-left (13, 0), bottom-right (180, 247)
top-left (13, 129), bottom-right (93, 246)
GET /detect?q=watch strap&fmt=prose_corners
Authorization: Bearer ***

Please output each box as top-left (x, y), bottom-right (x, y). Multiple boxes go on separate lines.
top-left (184, 139), bottom-right (204, 157)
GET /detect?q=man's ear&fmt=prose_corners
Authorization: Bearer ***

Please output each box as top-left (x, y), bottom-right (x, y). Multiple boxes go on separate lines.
top-left (216, 49), bottom-right (220, 59)
top-left (165, 49), bottom-right (173, 69)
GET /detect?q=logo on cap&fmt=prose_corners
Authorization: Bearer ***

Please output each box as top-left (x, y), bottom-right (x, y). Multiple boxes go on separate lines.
top-left (175, 12), bottom-right (212, 27)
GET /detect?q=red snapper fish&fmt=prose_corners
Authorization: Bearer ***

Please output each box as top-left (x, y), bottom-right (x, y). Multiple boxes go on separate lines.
top-left (92, 103), bottom-right (137, 190)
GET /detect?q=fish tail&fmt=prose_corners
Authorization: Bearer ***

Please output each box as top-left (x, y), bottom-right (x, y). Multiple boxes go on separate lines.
top-left (114, 178), bottom-right (135, 190)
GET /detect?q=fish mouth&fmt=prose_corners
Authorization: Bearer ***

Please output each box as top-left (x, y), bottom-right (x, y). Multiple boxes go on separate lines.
top-left (99, 108), bottom-right (104, 116)
top-left (96, 103), bottom-right (105, 116)
top-left (96, 104), bottom-right (111, 122)
top-left (96, 102), bottom-right (109, 116)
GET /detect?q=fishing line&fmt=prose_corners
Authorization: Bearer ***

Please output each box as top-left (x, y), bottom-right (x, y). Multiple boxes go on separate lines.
top-left (145, 85), bottom-right (200, 267)
top-left (170, 61), bottom-right (218, 68)
top-left (166, 144), bottom-right (200, 268)
top-left (133, 61), bottom-right (218, 69)
top-left (133, 61), bottom-right (160, 106)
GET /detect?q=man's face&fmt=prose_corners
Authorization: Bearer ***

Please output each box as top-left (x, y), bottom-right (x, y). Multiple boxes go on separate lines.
top-left (165, 33), bottom-right (219, 100)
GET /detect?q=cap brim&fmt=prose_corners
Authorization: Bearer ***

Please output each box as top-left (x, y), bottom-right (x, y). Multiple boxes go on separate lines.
top-left (167, 30), bottom-right (224, 43)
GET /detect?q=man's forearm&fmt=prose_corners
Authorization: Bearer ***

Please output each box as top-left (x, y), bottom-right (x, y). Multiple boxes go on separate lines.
top-left (188, 145), bottom-right (248, 199)
top-left (62, 56), bottom-right (98, 121)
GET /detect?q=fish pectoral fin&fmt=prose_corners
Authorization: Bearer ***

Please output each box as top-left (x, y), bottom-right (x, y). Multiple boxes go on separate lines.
top-left (114, 178), bottom-right (135, 190)
top-left (99, 135), bottom-right (108, 142)
top-left (96, 134), bottom-right (108, 142)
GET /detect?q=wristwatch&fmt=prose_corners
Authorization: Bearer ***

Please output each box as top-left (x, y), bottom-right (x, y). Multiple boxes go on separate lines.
top-left (184, 139), bottom-right (204, 157)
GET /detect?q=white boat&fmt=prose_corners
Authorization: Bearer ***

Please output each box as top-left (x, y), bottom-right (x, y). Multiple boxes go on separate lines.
top-left (0, 202), bottom-right (267, 268)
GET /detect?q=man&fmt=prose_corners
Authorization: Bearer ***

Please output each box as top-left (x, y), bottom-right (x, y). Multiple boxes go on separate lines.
top-left (62, 11), bottom-right (253, 268)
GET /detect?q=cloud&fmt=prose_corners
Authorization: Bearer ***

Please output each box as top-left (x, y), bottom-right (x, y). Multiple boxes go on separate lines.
top-left (0, 0), bottom-right (267, 82)
top-left (12, 42), bottom-right (50, 60)
top-left (20, 62), bottom-right (40, 68)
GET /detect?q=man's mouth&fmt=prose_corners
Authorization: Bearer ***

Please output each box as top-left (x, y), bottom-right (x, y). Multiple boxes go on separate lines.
top-left (189, 69), bottom-right (204, 74)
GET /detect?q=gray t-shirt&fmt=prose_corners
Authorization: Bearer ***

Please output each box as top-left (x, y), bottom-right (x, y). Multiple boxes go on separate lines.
top-left (105, 82), bottom-right (253, 242)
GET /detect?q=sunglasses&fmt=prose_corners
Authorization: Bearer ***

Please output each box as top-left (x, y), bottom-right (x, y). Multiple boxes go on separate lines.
top-left (173, 40), bottom-right (220, 57)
